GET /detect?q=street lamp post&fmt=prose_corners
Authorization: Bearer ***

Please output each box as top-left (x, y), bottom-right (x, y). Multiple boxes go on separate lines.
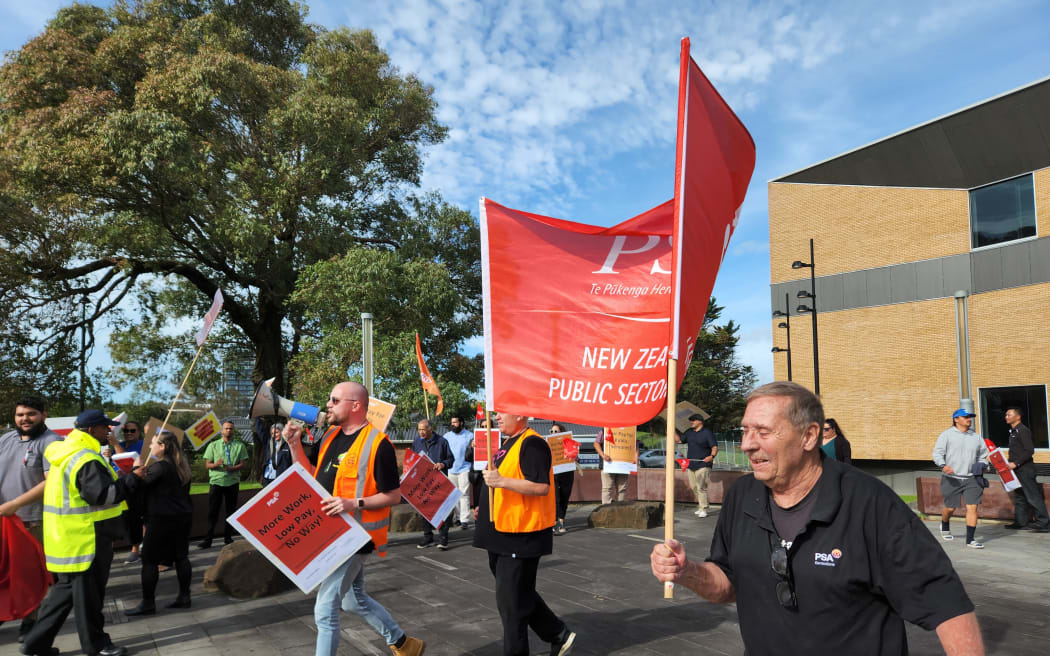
top-left (792, 238), bottom-right (820, 396)
top-left (771, 292), bottom-right (792, 381)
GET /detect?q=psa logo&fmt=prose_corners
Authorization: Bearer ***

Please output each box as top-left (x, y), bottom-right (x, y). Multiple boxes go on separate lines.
top-left (814, 548), bottom-right (843, 567)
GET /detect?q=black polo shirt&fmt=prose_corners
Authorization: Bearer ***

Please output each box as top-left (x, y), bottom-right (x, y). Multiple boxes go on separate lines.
top-left (707, 456), bottom-right (974, 656)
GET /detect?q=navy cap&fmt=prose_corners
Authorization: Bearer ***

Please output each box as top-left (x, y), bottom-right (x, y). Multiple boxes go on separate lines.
top-left (952, 409), bottom-right (976, 419)
top-left (75, 409), bottom-right (119, 428)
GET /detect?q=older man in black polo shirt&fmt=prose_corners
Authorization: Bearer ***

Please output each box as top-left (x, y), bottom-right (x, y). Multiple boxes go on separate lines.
top-left (651, 381), bottom-right (984, 656)
top-left (1003, 407), bottom-right (1050, 532)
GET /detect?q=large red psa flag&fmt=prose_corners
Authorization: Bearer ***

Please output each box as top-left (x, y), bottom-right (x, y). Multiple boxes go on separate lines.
top-left (670, 38), bottom-right (756, 362)
top-left (481, 39), bottom-right (754, 427)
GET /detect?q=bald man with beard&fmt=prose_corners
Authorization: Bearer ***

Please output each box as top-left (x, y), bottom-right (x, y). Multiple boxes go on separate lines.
top-left (285, 382), bottom-right (425, 656)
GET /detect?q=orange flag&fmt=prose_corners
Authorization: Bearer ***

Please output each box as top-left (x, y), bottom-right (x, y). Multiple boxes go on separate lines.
top-left (415, 333), bottom-right (444, 415)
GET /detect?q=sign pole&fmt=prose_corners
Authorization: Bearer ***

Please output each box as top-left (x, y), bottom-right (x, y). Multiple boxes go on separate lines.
top-left (663, 358), bottom-right (678, 599)
top-left (485, 403), bottom-right (494, 511)
top-left (159, 341), bottom-right (207, 436)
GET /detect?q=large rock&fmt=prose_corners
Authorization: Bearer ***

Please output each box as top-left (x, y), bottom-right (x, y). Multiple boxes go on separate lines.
top-left (202, 541), bottom-right (295, 599)
top-left (588, 501), bottom-right (663, 529)
top-left (389, 504), bottom-right (427, 533)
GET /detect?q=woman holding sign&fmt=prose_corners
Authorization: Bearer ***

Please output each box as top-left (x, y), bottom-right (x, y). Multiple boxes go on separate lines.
top-left (123, 432), bottom-right (193, 616)
top-left (549, 423), bottom-right (574, 535)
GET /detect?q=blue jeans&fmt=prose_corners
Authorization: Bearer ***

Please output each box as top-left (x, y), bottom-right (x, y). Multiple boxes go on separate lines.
top-left (314, 553), bottom-right (404, 656)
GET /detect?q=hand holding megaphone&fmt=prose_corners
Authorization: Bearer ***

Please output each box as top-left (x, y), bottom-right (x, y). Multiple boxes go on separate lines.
top-left (283, 423), bottom-right (304, 444)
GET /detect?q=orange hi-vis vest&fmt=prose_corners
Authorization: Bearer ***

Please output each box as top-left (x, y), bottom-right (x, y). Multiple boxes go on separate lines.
top-left (493, 428), bottom-right (556, 533)
top-left (314, 423), bottom-right (392, 557)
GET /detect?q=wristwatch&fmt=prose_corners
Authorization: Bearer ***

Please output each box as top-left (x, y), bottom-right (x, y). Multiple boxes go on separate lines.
top-left (356, 498), bottom-right (365, 509)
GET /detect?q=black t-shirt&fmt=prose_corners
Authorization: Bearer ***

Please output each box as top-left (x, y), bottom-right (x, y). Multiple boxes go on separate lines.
top-left (769, 483), bottom-right (819, 546)
top-left (706, 457), bottom-right (974, 656)
top-left (683, 427), bottom-right (717, 470)
top-left (473, 432), bottom-right (553, 558)
top-left (314, 426), bottom-right (398, 555)
top-left (315, 426), bottom-right (399, 495)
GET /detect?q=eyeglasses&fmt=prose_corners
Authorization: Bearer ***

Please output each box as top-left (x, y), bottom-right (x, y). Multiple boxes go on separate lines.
top-left (125, 429), bottom-right (138, 434)
top-left (329, 397), bottom-right (362, 405)
top-left (770, 540), bottom-right (797, 609)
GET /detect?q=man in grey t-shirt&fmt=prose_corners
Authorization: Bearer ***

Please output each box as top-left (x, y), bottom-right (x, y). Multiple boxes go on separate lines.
top-left (932, 409), bottom-right (989, 548)
top-left (0, 393), bottom-right (63, 640)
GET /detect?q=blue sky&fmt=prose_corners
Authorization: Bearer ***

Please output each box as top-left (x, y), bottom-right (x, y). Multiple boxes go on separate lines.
top-left (4, 0), bottom-right (1050, 388)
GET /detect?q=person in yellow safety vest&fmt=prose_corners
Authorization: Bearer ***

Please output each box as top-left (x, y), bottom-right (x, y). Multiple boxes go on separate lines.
top-left (472, 412), bottom-right (576, 656)
top-left (284, 381), bottom-right (425, 656)
top-left (21, 409), bottom-right (132, 656)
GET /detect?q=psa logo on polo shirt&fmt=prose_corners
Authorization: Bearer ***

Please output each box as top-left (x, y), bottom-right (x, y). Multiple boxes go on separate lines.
top-left (814, 548), bottom-right (843, 567)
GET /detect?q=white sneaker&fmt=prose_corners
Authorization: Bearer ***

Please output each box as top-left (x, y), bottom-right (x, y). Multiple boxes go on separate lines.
top-left (966, 541), bottom-right (984, 549)
top-left (697, 511), bottom-right (708, 518)
top-left (694, 510), bottom-right (702, 516)
top-left (940, 530), bottom-right (953, 541)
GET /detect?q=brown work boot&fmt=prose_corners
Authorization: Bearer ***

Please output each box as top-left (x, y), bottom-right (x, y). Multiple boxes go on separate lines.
top-left (390, 635), bottom-right (425, 656)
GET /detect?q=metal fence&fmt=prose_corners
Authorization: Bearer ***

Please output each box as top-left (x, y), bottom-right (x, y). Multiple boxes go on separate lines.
top-left (714, 438), bottom-right (750, 471)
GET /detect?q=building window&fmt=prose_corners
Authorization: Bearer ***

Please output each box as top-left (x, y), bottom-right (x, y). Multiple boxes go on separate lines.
top-left (979, 384), bottom-right (1048, 449)
top-left (969, 173), bottom-right (1036, 249)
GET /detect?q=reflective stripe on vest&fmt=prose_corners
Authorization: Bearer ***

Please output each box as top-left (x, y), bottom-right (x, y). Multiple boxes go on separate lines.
top-left (493, 428), bottom-right (556, 533)
top-left (42, 431), bottom-right (127, 573)
top-left (314, 422), bottom-right (392, 556)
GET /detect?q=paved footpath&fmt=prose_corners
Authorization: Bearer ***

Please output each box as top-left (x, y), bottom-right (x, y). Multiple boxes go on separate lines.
top-left (3, 504), bottom-right (1048, 655)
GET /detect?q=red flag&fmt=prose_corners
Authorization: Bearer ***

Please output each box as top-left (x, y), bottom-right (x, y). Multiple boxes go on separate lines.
top-left (403, 449), bottom-right (421, 472)
top-left (670, 38), bottom-right (756, 364)
top-left (414, 333), bottom-right (443, 415)
top-left (480, 40), bottom-right (754, 426)
top-left (0, 516), bottom-right (50, 621)
top-left (604, 426), bottom-right (615, 445)
top-left (676, 457), bottom-right (690, 472)
top-left (475, 403), bottom-right (485, 422)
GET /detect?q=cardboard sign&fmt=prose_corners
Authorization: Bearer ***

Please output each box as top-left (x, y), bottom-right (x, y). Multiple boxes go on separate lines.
top-left (227, 464), bottom-right (370, 594)
top-left (472, 428), bottom-right (502, 471)
top-left (988, 448), bottom-right (1022, 492)
top-left (366, 397), bottom-right (396, 434)
top-left (111, 452), bottom-right (137, 475)
top-left (399, 453), bottom-right (461, 529)
top-left (659, 401), bottom-right (710, 435)
top-left (547, 432), bottom-right (577, 475)
top-left (186, 411), bottom-right (223, 450)
top-left (142, 417), bottom-right (186, 455)
top-left (602, 426), bottom-right (637, 474)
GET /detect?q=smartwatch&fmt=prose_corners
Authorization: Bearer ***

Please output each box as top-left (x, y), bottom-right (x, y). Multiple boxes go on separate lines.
top-left (356, 498), bottom-right (365, 509)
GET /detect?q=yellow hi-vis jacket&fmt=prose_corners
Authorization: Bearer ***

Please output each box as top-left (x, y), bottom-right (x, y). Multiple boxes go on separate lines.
top-left (42, 429), bottom-right (127, 573)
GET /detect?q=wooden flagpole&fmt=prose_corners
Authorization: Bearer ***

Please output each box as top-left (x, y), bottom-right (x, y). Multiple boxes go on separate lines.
top-left (158, 341), bottom-right (207, 438)
top-left (663, 358), bottom-right (678, 599)
top-left (423, 392), bottom-right (431, 420)
top-left (485, 402), bottom-right (494, 510)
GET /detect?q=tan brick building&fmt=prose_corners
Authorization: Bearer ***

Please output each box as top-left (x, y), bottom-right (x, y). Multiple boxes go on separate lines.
top-left (768, 78), bottom-right (1050, 475)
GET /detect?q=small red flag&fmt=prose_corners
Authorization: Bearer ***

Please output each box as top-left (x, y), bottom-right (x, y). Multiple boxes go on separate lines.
top-left (676, 457), bottom-right (690, 472)
top-left (604, 427), bottom-right (615, 445)
top-left (476, 403), bottom-right (485, 422)
top-left (562, 437), bottom-right (580, 460)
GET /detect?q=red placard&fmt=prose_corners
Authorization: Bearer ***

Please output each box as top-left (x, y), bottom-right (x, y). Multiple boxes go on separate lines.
top-left (473, 428), bottom-right (502, 471)
top-left (399, 454), bottom-right (461, 528)
top-left (112, 452), bottom-right (137, 475)
top-left (233, 469), bottom-right (350, 575)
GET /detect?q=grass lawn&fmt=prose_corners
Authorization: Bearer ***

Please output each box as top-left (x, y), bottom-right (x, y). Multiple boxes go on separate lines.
top-left (189, 481), bottom-right (262, 495)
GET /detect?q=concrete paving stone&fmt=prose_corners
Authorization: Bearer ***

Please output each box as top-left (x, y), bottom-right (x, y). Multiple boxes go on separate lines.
top-left (5, 504), bottom-right (1050, 656)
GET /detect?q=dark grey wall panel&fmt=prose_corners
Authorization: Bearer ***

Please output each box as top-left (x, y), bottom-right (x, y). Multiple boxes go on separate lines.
top-left (915, 259), bottom-right (944, 299)
top-left (971, 248), bottom-right (1003, 293)
top-left (1031, 238), bottom-right (1050, 283)
top-left (816, 274), bottom-right (845, 312)
top-left (941, 255), bottom-right (971, 295)
top-left (1001, 241), bottom-right (1031, 288)
top-left (768, 236), bottom-right (1050, 314)
top-left (866, 268), bottom-right (892, 306)
top-left (889, 263), bottom-right (918, 304)
top-left (843, 271), bottom-right (868, 308)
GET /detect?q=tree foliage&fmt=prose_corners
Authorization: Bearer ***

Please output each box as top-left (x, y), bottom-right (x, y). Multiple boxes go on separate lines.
top-left (0, 0), bottom-right (466, 406)
top-left (676, 298), bottom-right (757, 432)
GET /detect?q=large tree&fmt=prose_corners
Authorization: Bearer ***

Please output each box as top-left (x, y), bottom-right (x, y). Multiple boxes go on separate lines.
top-left (676, 298), bottom-right (757, 432)
top-left (0, 0), bottom-right (468, 399)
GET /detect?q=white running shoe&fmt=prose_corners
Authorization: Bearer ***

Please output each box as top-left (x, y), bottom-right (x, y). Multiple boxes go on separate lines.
top-left (697, 511), bottom-right (708, 518)
top-left (940, 530), bottom-right (953, 541)
top-left (966, 541), bottom-right (984, 549)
